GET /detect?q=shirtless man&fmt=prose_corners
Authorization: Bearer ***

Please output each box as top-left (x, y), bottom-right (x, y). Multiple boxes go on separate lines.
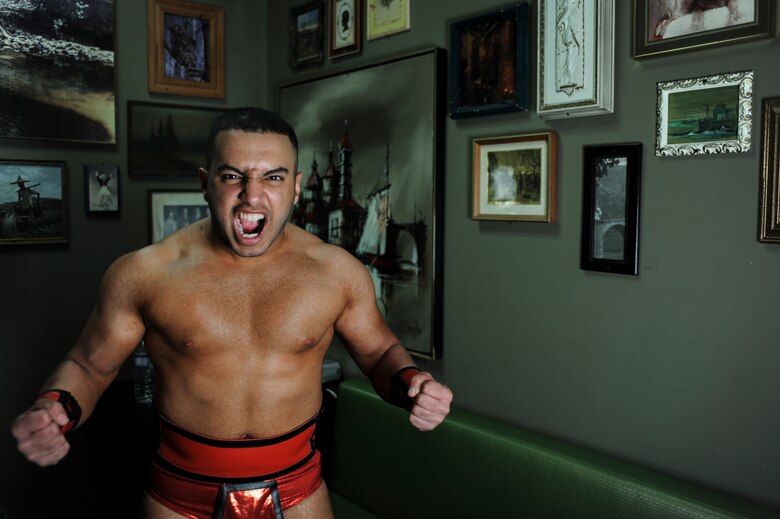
top-left (11, 107), bottom-right (453, 519)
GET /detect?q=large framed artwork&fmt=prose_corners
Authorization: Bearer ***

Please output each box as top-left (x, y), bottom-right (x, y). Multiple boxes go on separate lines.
top-left (127, 101), bottom-right (227, 177)
top-left (278, 48), bottom-right (446, 359)
top-left (149, 190), bottom-right (209, 243)
top-left (633, 0), bottom-right (774, 59)
top-left (290, 1), bottom-right (325, 69)
top-left (449, 4), bottom-right (530, 119)
top-left (147, 0), bottom-right (225, 98)
top-left (0, 1), bottom-right (116, 144)
top-left (472, 132), bottom-right (558, 222)
top-left (580, 143), bottom-right (642, 276)
top-left (656, 70), bottom-right (753, 157)
top-left (758, 97), bottom-right (780, 243)
top-left (537, 0), bottom-right (614, 119)
top-left (0, 159), bottom-right (68, 246)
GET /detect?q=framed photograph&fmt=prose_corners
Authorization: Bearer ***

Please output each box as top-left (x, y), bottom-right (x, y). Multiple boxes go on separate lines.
top-left (758, 97), bottom-right (780, 243)
top-left (366, 0), bottom-right (410, 40)
top-left (330, 0), bottom-right (362, 58)
top-left (279, 48), bottom-right (446, 359)
top-left (147, 0), bottom-right (225, 99)
top-left (85, 164), bottom-right (119, 213)
top-left (537, 0), bottom-right (614, 119)
top-left (472, 132), bottom-right (558, 223)
top-left (656, 70), bottom-right (753, 157)
top-left (149, 190), bottom-right (209, 243)
top-left (633, 0), bottom-right (774, 59)
top-left (290, 1), bottom-right (324, 69)
top-left (449, 4), bottom-right (530, 119)
top-left (128, 101), bottom-right (227, 177)
top-left (580, 143), bottom-right (642, 276)
top-left (0, 1), bottom-right (116, 144)
top-left (0, 160), bottom-right (68, 246)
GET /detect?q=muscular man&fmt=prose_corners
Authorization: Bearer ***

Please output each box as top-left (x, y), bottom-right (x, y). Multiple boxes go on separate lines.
top-left (11, 108), bottom-right (453, 519)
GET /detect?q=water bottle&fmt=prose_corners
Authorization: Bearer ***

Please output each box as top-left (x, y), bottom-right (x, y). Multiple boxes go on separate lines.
top-left (133, 342), bottom-right (155, 404)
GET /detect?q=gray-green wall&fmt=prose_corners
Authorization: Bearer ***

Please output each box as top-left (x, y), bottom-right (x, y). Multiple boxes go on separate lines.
top-left (1, 0), bottom-right (778, 514)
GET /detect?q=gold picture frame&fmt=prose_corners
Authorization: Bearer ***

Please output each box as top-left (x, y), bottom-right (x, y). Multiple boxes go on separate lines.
top-left (759, 97), bottom-right (780, 243)
top-left (147, 0), bottom-right (225, 99)
top-left (366, 0), bottom-right (410, 41)
top-left (472, 132), bottom-right (558, 223)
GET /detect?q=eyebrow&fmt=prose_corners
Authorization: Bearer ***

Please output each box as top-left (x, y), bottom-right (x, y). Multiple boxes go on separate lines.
top-left (215, 164), bottom-right (290, 177)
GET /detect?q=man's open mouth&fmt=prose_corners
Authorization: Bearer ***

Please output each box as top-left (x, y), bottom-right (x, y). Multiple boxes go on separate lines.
top-left (236, 212), bottom-right (265, 239)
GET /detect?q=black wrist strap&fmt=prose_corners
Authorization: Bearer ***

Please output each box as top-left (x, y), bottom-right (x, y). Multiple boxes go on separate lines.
top-left (389, 366), bottom-right (422, 411)
top-left (37, 389), bottom-right (82, 433)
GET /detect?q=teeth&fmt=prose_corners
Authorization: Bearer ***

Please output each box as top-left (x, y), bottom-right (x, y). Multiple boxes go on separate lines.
top-left (238, 212), bottom-right (265, 221)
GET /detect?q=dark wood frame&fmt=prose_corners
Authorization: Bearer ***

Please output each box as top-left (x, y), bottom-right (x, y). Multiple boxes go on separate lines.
top-left (0, 159), bottom-right (69, 246)
top-left (329, 0), bottom-right (361, 59)
top-left (759, 97), bottom-right (780, 243)
top-left (449, 3), bottom-right (530, 119)
top-left (84, 164), bottom-right (120, 214)
top-left (633, 0), bottom-right (774, 59)
top-left (290, 1), bottom-right (325, 69)
top-left (148, 189), bottom-right (209, 243)
top-left (147, 0), bottom-right (225, 98)
top-left (580, 143), bottom-right (642, 276)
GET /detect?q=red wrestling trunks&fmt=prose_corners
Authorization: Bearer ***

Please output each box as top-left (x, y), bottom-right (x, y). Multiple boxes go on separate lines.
top-left (148, 412), bottom-right (322, 519)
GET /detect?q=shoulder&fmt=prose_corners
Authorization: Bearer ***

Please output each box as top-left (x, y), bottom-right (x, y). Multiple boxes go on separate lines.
top-left (287, 225), bottom-right (373, 289)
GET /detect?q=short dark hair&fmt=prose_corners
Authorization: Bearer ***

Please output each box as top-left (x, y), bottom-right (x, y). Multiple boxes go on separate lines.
top-left (205, 107), bottom-right (299, 170)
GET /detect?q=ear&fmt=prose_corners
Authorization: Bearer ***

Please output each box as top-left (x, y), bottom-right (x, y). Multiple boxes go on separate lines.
top-left (293, 171), bottom-right (303, 205)
top-left (198, 168), bottom-right (209, 199)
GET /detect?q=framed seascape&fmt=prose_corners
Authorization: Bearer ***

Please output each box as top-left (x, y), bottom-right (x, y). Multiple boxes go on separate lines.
top-left (472, 132), bottom-right (558, 223)
top-left (656, 70), bottom-right (753, 157)
top-left (759, 97), bottom-right (780, 243)
top-left (0, 1), bottom-right (116, 144)
top-left (147, 0), bottom-right (225, 99)
top-left (149, 190), bottom-right (209, 243)
top-left (537, 0), bottom-right (614, 119)
top-left (0, 160), bottom-right (68, 246)
top-left (580, 143), bottom-right (642, 276)
top-left (290, 1), bottom-right (324, 69)
top-left (278, 48), bottom-right (446, 359)
top-left (633, 0), bottom-right (774, 59)
top-left (85, 164), bottom-right (120, 213)
top-left (127, 101), bottom-right (226, 177)
top-left (449, 4), bottom-right (530, 119)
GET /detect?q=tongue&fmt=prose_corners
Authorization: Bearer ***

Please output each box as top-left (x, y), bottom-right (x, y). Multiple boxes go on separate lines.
top-left (241, 219), bottom-right (261, 233)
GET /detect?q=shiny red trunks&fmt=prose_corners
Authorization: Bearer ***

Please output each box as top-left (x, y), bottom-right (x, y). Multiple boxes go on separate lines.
top-left (148, 412), bottom-right (322, 519)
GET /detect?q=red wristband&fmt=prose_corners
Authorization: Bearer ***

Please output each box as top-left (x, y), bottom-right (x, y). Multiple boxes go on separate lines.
top-left (38, 389), bottom-right (82, 433)
top-left (390, 367), bottom-right (423, 411)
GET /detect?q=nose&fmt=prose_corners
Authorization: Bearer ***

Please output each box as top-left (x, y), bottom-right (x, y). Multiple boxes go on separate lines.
top-left (240, 177), bottom-right (265, 205)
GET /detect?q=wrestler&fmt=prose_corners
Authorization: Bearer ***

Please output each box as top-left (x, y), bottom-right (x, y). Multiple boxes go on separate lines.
top-left (11, 107), bottom-right (453, 519)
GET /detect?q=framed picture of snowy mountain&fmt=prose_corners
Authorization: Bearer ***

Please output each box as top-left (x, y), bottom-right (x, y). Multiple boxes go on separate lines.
top-left (0, 1), bottom-right (116, 144)
top-left (278, 47), bottom-right (446, 359)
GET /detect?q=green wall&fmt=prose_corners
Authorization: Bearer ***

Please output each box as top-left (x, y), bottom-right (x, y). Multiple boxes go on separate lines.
top-left (1, 0), bottom-right (778, 515)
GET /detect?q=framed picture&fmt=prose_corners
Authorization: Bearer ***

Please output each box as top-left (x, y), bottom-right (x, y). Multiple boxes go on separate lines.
top-left (278, 48), bottom-right (446, 359)
top-left (580, 143), bottom-right (642, 276)
top-left (633, 0), bottom-right (774, 59)
top-left (0, 159), bottom-right (68, 246)
top-left (0, 1), bottom-right (116, 144)
top-left (472, 132), bottom-right (558, 223)
top-left (85, 164), bottom-right (120, 213)
top-left (147, 0), bottom-right (225, 99)
top-left (149, 190), bottom-right (209, 243)
top-left (290, 1), bottom-right (324, 69)
top-left (537, 0), bottom-right (614, 119)
top-left (449, 4), bottom-right (530, 119)
top-left (366, 0), bottom-right (410, 40)
top-left (656, 70), bottom-right (753, 157)
top-left (330, 0), bottom-right (361, 58)
top-left (128, 101), bottom-right (226, 177)
top-left (758, 97), bottom-right (780, 243)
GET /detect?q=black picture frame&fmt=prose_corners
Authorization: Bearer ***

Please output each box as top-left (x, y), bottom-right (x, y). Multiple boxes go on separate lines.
top-left (148, 189), bottom-right (209, 243)
top-left (85, 164), bottom-right (120, 213)
top-left (127, 101), bottom-right (227, 177)
top-left (0, 159), bottom-right (69, 246)
top-left (448, 3), bottom-right (530, 119)
top-left (580, 143), bottom-right (642, 276)
top-left (290, 1), bottom-right (324, 69)
top-left (759, 96), bottom-right (780, 243)
top-left (278, 48), bottom-right (446, 360)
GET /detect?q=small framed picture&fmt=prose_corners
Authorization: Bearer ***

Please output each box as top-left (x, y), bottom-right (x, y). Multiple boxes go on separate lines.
top-left (472, 132), bottom-right (558, 223)
top-left (149, 190), bottom-right (209, 243)
top-left (580, 143), bottom-right (643, 276)
top-left (85, 164), bottom-right (119, 213)
top-left (449, 4), bottom-right (530, 119)
top-left (147, 0), bottom-right (225, 99)
top-left (330, 0), bottom-right (361, 58)
top-left (656, 70), bottom-right (753, 157)
top-left (290, 1), bottom-right (324, 69)
top-left (758, 96), bottom-right (780, 243)
top-left (366, 0), bottom-right (410, 40)
top-left (633, 0), bottom-right (775, 59)
top-left (0, 159), bottom-right (69, 246)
